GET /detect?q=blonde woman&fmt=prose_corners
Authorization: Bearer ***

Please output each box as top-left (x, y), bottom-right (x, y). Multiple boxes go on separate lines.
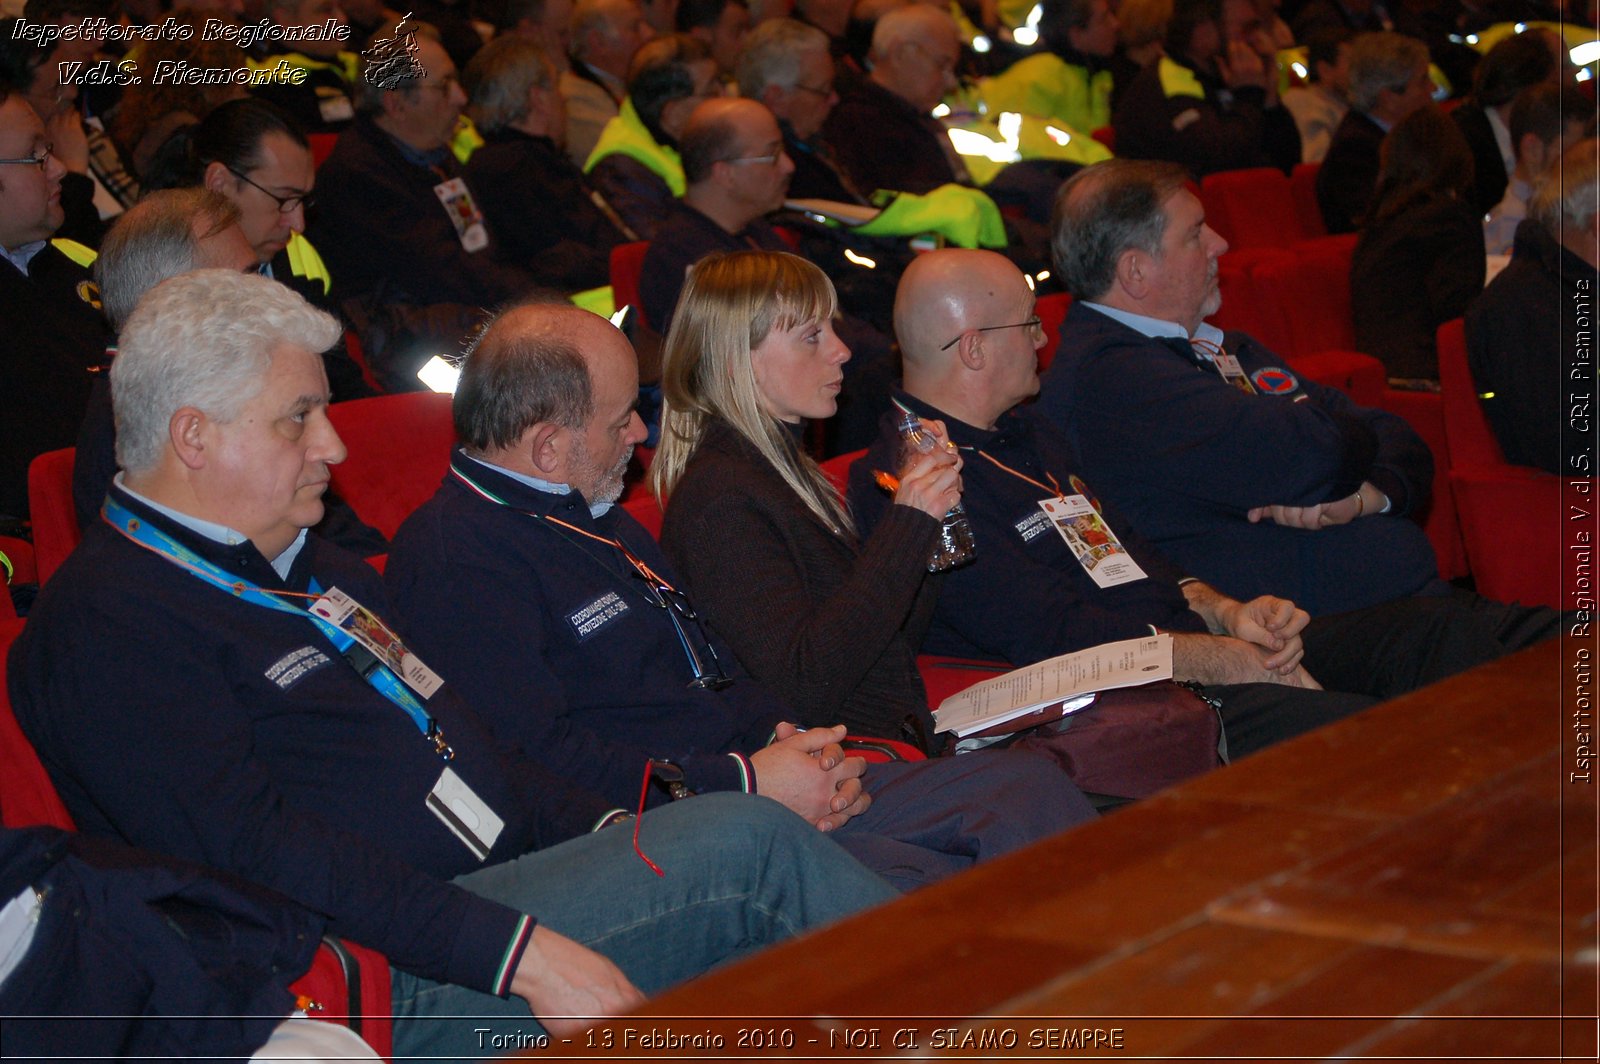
top-left (652, 251), bottom-right (964, 750)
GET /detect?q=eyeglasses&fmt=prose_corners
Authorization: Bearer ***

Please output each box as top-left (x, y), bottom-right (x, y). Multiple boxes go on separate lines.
top-left (721, 152), bottom-right (784, 167)
top-left (0, 143), bottom-right (53, 168)
top-left (792, 81), bottom-right (833, 98)
top-left (227, 167), bottom-right (315, 214)
top-left (410, 72), bottom-right (461, 95)
top-left (627, 564), bottom-right (733, 690)
top-left (939, 317), bottom-right (1043, 351)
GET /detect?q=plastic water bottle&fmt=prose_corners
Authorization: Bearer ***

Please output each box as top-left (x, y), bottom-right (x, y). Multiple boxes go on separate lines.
top-left (897, 411), bottom-right (977, 572)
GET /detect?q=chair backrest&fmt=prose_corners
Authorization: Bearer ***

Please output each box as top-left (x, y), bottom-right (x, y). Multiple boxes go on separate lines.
top-left (307, 132), bottom-right (338, 169)
top-left (27, 448), bottom-right (81, 587)
top-left (1290, 162), bottom-right (1326, 237)
top-left (622, 492), bottom-right (665, 540)
top-left (1436, 317), bottom-right (1508, 468)
top-left (818, 449), bottom-right (868, 494)
top-left (326, 392), bottom-right (456, 539)
top-left (1035, 292), bottom-right (1073, 373)
top-left (609, 241), bottom-right (651, 332)
top-left (1247, 234), bottom-right (1359, 357)
top-left (1199, 167), bottom-right (1302, 249)
top-left (0, 618), bottom-right (76, 829)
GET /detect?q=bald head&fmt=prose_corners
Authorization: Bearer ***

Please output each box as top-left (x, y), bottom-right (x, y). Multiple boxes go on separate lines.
top-left (896, 249), bottom-right (1043, 429)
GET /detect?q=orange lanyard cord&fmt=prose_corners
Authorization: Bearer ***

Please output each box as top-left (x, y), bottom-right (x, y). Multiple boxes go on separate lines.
top-left (972, 449), bottom-right (1065, 501)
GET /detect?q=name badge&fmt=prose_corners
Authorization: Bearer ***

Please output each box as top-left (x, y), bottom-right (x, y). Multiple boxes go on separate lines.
top-left (433, 177), bottom-right (489, 253)
top-left (309, 588), bottom-right (444, 698)
top-left (1212, 352), bottom-right (1257, 394)
top-left (1039, 495), bottom-right (1148, 589)
top-left (427, 767), bottom-right (504, 861)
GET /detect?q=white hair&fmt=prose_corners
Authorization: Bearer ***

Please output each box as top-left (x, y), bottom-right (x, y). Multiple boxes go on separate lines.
top-left (113, 269), bottom-right (341, 475)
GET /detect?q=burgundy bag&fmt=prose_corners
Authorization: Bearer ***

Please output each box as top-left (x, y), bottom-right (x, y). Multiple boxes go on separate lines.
top-left (960, 681), bottom-right (1225, 800)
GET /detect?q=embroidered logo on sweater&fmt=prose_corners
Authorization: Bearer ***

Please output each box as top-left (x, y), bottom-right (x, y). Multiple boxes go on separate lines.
top-left (1250, 367), bottom-right (1300, 395)
top-left (566, 591), bottom-right (630, 640)
top-left (266, 646), bottom-right (332, 690)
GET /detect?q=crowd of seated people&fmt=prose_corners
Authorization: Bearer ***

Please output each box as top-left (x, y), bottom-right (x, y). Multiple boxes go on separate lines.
top-left (0, 0), bottom-right (1592, 1052)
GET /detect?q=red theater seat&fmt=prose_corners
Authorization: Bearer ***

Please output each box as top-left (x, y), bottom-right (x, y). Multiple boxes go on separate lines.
top-left (327, 392), bottom-right (455, 539)
top-left (26, 448), bottom-right (80, 586)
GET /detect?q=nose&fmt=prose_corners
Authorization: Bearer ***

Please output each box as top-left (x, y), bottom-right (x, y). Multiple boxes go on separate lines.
top-left (312, 412), bottom-right (348, 466)
top-left (779, 149), bottom-right (795, 177)
top-left (44, 148), bottom-right (66, 183)
top-left (625, 410), bottom-right (649, 446)
top-left (1204, 223), bottom-right (1228, 258)
top-left (285, 202), bottom-right (306, 233)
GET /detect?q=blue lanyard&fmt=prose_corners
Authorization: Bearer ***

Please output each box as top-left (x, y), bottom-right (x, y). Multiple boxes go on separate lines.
top-left (104, 498), bottom-right (454, 760)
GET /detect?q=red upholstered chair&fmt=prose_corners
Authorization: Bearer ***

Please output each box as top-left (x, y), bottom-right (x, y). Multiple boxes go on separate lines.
top-left (1290, 162), bottom-right (1327, 237)
top-left (307, 132), bottom-right (338, 169)
top-left (27, 448), bottom-right (80, 586)
top-left (819, 448), bottom-right (868, 493)
top-left (1199, 167), bottom-right (1303, 250)
top-left (326, 392), bottom-right (456, 539)
top-left (0, 617), bottom-right (394, 1057)
top-left (622, 492), bottom-right (665, 540)
top-left (609, 241), bottom-right (651, 331)
top-left (1035, 292), bottom-right (1072, 373)
top-left (1437, 319), bottom-right (1571, 608)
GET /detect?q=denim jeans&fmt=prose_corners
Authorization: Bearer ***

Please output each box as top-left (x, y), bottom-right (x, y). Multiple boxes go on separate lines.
top-left (389, 793), bottom-right (895, 1060)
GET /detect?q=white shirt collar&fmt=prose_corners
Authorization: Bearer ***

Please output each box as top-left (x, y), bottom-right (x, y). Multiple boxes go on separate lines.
top-left (463, 452), bottom-right (614, 517)
top-left (1082, 301), bottom-right (1225, 348)
top-left (114, 474), bottom-right (309, 579)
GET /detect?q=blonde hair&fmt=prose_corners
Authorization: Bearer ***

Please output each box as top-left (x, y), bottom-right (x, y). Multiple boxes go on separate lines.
top-left (652, 250), bottom-right (853, 533)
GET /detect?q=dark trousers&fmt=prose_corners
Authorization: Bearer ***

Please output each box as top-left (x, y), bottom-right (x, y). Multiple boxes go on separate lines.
top-left (1203, 682), bottom-right (1376, 759)
top-left (1302, 588), bottom-right (1562, 699)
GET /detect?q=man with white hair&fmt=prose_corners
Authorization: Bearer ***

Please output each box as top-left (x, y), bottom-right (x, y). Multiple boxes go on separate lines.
top-left (738, 17), bottom-right (859, 201)
top-left (562, 0), bottom-right (657, 163)
top-left (820, 4), bottom-right (966, 196)
top-left (1467, 140), bottom-right (1600, 475)
top-left (9, 268), bottom-right (897, 1060)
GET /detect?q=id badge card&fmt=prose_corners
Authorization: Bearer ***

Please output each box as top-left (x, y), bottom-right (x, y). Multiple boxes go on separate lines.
top-left (309, 588), bottom-right (444, 698)
top-left (427, 766), bottom-right (504, 861)
top-left (1212, 352), bottom-right (1257, 394)
top-left (433, 177), bottom-right (489, 252)
top-left (1039, 495), bottom-right (1148, 588)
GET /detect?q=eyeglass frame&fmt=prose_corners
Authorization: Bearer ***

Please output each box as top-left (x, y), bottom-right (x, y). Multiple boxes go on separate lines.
top-left (625, 563), bottom-right (734, 690)
top-left (719, 151), bottom-right (784, 167)
top-left (226, 165), bottom-right (315, 215)
top-left (939, 317), bottom-right (1044, 351)
top-left (790, 81), bottom-right (833, 98)
top-left (0, 143), bottom-right (54, 168)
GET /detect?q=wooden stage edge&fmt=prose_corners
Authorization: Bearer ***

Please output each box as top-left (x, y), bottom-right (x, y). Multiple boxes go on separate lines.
top-left (525, 637), bottom-right (1600, 1062)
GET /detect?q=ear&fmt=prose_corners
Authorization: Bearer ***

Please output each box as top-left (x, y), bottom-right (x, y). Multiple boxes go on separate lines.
top-left (525, 421), bottom-right (567, 479)
top-left (169, 407), bottom-right (209, 471)
top-left (955, 329), bottom-right (985, 372)
top-left (201, 160), bottom-right (233, 195)
top-left (1114, 247), bottom-right (1149, 300)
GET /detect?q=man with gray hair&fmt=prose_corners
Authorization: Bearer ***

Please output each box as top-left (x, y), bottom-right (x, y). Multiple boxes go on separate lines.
top-left (737, 18), bottom-right (860, 201)
top-left (69, 188), bottom-right (387, 558)
top-left (1038, 160), bottom-right (1557, 659)
top-left (821, 5), bottom-right (966, 197)
top-left (1467, 139), bottom-right (1600, 475)
top-left (1315, 31), bottom-right (1433, 233)
top-left (463, 35), bottom-right (630, 291)
top-left (10, 267), bottom-right (897, 1060)
top-left (311, 20), bottom-right (556, 390)
top-left (562, 0), bottom-right (657, 163)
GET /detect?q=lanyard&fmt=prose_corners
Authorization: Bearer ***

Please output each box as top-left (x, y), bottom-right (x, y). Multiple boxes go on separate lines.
top-left (970, 448), bottom-right (1066, 501)
top-left (104, 498), bottom-right (453, 760)
top-left (450, 461), bottom-right (731, 688)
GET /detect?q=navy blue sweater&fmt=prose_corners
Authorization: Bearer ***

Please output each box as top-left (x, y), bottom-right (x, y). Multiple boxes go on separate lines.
top-left (385, 454), bottom-right (775, 807)
top-left (1037, 302), bottom-right (1438, 614)
top-left (8, 488), bottom-right (617, 994)
top-left (848, 393), bottom-right (1207, 665)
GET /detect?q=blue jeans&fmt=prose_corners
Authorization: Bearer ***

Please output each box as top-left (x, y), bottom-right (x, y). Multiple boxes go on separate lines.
top-left (389, 793), bottom-right (895, 1060)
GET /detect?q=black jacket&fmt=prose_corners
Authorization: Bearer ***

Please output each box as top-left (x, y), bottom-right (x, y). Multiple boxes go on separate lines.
top-left (1466, 218), bottom-right (1596, 475)
top-left (1316, 109), bottom-right (1385, 234)
top-left (1112, 54), bottom-right (1301, 178)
